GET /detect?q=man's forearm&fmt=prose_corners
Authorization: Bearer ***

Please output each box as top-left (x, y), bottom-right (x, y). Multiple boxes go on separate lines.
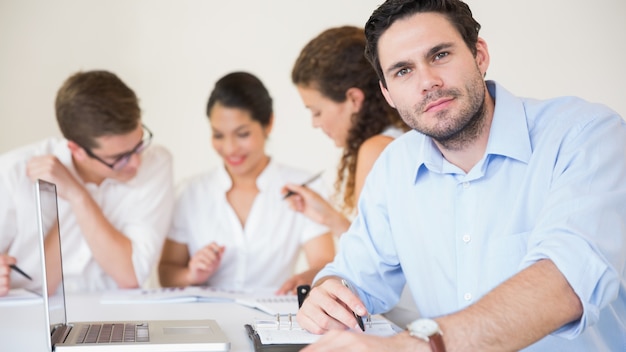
top-left (437, 259), bottom-right (583, 351)
top-left (69, 189), bottom-right (138, 287)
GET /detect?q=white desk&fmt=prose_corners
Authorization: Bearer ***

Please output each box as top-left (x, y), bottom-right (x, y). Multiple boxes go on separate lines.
top-left (1, 292), bottom-right (281, 351)
top-left (1, 291), bottom-right (411, 351)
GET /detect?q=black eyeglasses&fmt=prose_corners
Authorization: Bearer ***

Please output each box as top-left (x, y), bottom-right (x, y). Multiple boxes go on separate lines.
top-left (82, 125), bottom-right (153, 170)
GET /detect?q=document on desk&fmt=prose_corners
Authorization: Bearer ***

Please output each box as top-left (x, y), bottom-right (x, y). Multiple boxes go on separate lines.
top-left (100, 286), bottom-right (299, 316)
top-left (0, 288), bottom-right (41, 306)
top-left (245, 316), bottom-right (397, 351)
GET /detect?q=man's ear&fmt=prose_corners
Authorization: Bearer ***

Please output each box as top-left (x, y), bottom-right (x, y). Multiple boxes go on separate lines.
top-left (379, 81), bottom-right (396, 109)
top-left (475, 37), bottom-right (490, 77)
top-left (66, 140), bottom-right (87, 161)
top-left (345, 87), bottom-right (365, 114)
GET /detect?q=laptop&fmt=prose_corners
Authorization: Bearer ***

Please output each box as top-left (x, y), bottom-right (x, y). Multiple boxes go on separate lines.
top-left (34, 179), bottom-right (231, 351)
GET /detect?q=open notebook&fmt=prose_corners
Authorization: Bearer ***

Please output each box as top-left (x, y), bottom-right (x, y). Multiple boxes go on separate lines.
top-left (34, 179), bottom-right (230, 351)
top-left (101, 286), bottom-right (299, 316)
top-left (245, 315), bottom-right (397, 351)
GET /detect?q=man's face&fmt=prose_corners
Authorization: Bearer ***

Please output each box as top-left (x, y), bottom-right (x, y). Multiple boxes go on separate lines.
top-left (87, 124), bottom-right (145, 182)
top-left (378, 12), bottom-right (490, 148)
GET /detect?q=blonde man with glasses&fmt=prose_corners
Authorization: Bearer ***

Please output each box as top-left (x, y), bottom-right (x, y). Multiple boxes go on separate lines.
top-left (0, 70), bottom-right (174, 295)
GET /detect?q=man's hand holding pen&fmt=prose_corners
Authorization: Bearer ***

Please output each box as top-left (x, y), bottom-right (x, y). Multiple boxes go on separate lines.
top-left (296, 276), bottom-right (368, 335)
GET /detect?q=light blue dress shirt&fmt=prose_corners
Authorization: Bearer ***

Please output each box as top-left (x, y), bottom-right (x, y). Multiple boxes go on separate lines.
top-left (316, 81), bottom-right (626, 350)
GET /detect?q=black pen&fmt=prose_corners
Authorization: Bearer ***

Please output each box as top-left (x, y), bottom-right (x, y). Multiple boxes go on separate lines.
top-left (283, 171), bottom-right (324, 199)
top-left (341, 279), bottom-right (365, 331)
top-left (10, 264), bottom-right (32, 281)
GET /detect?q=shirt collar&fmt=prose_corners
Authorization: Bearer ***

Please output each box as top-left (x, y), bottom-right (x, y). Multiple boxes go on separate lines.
top-left (414, 80), bottom-right (532, 178)
top-left (483, 81), bottom-right (532, 164)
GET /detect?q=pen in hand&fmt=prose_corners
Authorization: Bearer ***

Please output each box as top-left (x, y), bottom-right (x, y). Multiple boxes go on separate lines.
top-left (341, 279), bottom-right (365, 331)
top-left (9, 264), bottom-right (32, 281)
top-left (283, 171), bottom-right (324, 199)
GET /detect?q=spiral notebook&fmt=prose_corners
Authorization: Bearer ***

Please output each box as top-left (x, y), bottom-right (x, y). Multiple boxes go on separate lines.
top-left (245, 314), bottom-right (397, 351)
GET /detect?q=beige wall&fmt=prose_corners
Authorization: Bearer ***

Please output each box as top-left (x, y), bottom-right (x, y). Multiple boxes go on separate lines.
top-left (1, 0), bottom-right (625, 185)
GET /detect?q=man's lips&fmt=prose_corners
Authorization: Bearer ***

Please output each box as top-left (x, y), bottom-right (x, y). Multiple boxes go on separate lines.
top-left (424, 97), bottom-right (454, 113)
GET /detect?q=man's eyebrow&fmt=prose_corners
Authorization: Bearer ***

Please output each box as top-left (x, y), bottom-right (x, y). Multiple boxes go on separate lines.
top-left (385, 60), bottom-right (412, 77)
top-left (384, 42), bottom-right (456, 77)
top-left (107, 144), bottom-right (140, 159)
top-left (426, 42), bottom-right (454, 58)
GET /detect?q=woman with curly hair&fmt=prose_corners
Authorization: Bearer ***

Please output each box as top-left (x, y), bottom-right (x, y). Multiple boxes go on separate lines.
top-left (284, 26), bottom-right (408, 237)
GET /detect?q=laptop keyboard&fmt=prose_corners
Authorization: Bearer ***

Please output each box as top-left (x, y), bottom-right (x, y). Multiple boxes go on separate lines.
top-left (76, 322), bottom-right (150, 343)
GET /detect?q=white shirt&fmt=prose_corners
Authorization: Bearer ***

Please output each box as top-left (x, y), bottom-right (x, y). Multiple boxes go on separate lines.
top-left (0, 137), bottom-right (174, 292)
top-left (168, 159), bottom-right (329, 292)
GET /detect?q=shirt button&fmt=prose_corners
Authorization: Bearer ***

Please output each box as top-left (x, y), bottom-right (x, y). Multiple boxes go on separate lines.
top-left (464, 293), bottom-right (472, 301)
top-left (462, 234), bottom-right (471, 243)
top-left (462, 181), bottom-right (470, 189)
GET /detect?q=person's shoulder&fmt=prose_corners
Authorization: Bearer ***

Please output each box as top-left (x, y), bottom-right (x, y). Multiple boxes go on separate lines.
top-left (359, 134), bottom-right (395, 156)
top-left (142, 144), bottom-right (173, 164)
top-left (373, 129), bottom-right (420, 159)
top-left (522, 95), bottom-right (622, 132)
top-left (0, 137), bottom-right (63, 169)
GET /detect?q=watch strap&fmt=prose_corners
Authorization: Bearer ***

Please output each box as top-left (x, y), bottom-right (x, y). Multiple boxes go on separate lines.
top-left (429, 331), bottom-right (446, 352)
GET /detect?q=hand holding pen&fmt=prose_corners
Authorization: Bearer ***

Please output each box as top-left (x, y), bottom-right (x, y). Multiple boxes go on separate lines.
top-left (341, 279), bottom-right (366, 331)
top-left (0, 254), bottom-right (32, 297)
top-left (283, 171), bottom-right (324, 199)
top-left (283, 171), bottom-right (341, 227)
top-left (296, 276), bottom-right (368, 334)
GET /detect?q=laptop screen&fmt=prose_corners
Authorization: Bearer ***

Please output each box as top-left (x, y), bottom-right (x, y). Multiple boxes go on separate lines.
top-left (35, 180), bottom-right (68, 338)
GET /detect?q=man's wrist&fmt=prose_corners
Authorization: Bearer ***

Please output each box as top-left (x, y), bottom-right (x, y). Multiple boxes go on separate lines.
top-left (393, 330), bottom-right (433, 352)
top-left (407, 318), bottom-right (446, 352)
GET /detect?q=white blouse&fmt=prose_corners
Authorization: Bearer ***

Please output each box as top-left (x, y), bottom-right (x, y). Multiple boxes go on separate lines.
top-left (168, 159), bottom-right (329, 292)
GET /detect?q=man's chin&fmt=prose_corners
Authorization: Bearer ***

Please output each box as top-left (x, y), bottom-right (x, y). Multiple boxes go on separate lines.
top-left (113, 170), bottom-right (138, 183)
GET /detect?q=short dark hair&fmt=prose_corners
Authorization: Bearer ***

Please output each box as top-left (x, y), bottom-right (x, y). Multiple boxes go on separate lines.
top-left (206, 71), bottom-right (273, 127)
top-left (55, 70), bottom-right (141, 149)
top-left (365, 0), bottom-right (481, 87)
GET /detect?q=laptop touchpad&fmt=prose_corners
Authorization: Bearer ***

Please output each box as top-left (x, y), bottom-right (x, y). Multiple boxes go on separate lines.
top-left (163, 326), bottom-right (214, 335)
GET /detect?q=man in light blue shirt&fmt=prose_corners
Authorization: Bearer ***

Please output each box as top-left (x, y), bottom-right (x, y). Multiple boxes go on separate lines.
top-left (297, 1), bottom-right (626, 351)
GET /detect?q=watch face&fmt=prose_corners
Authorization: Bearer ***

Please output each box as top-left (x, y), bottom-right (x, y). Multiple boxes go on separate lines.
top-left (408, 319), bottom-right (439, 339)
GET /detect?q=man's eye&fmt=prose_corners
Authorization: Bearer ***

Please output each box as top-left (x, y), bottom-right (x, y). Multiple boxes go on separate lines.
top-left (434, 52), bottom-right (449, 61)
top-left (396, 68), bottom-right (411, 77)
top-left (237, 132), bottom-right (250, 138)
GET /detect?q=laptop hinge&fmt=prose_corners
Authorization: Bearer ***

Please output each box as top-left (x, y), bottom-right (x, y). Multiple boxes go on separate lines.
top-left (51, 324), bottom-right (72, 346)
